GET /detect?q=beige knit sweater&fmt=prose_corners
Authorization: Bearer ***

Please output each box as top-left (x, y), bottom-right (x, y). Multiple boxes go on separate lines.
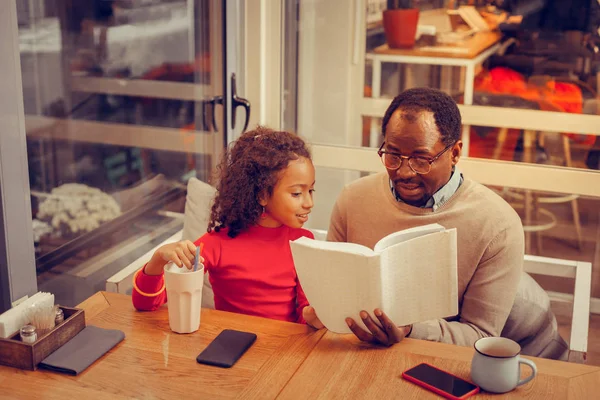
top-left (327, 172), bottom-right (525, 347)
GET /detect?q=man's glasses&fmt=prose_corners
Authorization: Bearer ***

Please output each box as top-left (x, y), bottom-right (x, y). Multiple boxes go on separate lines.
top-left (377, 142), bottom-right (455, 175)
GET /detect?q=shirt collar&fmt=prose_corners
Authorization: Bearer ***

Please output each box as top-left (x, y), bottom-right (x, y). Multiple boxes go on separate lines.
top-left (389, 166), bottom-right (463, 210)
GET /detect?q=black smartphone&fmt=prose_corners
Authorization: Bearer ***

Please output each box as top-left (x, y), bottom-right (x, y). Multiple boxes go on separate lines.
top-left (402, 363), bottom-right (480, 400)
top-left (196, 329), bottom-right (257, 368)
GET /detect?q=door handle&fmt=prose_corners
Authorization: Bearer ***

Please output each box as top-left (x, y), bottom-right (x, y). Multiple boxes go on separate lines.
top-left (201, 73), bottom-right (250, 133)
top-left (230, 73), bottom-right (250, 133)
top-left (202, 95), bottom-right (223, 132)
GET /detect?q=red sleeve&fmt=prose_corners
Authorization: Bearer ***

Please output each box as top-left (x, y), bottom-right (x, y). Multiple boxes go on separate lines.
top-left (132, 264), bottom-right (168, 311)
top-left (295, 279), bottom-right (309, 324)
top-left (132, 233), bottom-right (220, 311)
top-left (291, 227), bottom-right (313, 323)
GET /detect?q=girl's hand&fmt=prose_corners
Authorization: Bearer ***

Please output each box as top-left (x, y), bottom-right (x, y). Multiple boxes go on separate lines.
top-left (144, 240), bottom-right (202, 275)
top-left (302, 306), bottom-right (325, 329)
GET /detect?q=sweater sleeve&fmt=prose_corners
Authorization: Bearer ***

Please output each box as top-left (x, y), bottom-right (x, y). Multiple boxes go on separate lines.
top-left (326, 189), bottom-right (348, 243)
top-left (409, 224), bottom-right (524, 347)
top-left (132, 266), bottom-right (168, 311)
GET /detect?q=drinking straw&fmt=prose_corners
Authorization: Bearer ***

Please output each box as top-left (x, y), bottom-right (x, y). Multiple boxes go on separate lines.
top-left (193, 243), bottom-right (203, 272)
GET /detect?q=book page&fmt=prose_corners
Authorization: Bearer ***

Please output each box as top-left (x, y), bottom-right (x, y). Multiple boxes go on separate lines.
top-left (373, 223), bottom-right (445, 253)
top-left (378, 229), bottom-right (458, 326)
top-left (293, 236), bottom-right (375, 256)
top-left (290, 238), bottom-right (382, 333)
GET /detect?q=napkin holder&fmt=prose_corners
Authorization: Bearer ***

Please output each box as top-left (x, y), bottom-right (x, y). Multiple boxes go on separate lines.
top-left (0, 306), bottom-right (85, 370)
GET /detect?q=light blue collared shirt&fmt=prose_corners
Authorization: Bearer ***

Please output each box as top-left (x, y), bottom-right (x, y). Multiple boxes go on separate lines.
top-left (389, 166), bottom-right (463, 211)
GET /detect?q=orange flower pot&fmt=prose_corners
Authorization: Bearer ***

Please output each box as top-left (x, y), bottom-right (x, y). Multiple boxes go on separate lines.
top-left (382, 9), bottom-right (420, 49)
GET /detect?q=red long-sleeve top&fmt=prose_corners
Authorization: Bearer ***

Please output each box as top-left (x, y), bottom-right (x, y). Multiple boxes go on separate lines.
top-left (132, 225), bottom-right (313, 323)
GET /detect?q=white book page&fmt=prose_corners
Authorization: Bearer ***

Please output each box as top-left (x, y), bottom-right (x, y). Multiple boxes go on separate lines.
top-left (373, 223), bottom-right (445, 253)
top-left (379, 229), bottom-right (458, 326)
top-left (293, 236), bottom-right (374, 256)
top-left (290, 239), bottom-right (381, 333)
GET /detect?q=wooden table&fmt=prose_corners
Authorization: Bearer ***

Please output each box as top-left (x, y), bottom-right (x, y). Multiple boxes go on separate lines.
top-left (372, 31), bottom-right (502, 60)
top-left (0, 292), bottom-right (324, 399)
top-left (279, 331), bottom-right (600, 399)
top-left (1, 292), bottom-right (599, 399)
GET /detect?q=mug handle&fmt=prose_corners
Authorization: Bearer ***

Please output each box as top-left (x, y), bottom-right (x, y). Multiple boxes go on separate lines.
top-left (517, 357), bottom-right (537, 387)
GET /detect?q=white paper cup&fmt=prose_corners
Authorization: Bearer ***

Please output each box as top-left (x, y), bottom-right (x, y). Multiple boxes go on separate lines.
top-left (163, 262), bottom-right (204, 333)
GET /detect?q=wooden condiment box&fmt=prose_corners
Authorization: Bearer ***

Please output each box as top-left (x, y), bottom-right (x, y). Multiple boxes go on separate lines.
top-left (0, 306), bottom-right (85, 370)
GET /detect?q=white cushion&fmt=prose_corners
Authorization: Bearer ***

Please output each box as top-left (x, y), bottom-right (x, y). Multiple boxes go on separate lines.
top-left (182, 177), bottom-right (217, 309)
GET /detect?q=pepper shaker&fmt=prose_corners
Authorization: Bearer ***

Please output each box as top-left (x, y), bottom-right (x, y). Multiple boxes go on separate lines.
top-left (55, 307), bottom-right (64, 325)
top-left (20, 324), bottom-right (37, 344)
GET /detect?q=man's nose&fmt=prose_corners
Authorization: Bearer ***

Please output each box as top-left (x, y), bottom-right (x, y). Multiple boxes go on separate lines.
top-left (395, 157), bottom-right (416, 179)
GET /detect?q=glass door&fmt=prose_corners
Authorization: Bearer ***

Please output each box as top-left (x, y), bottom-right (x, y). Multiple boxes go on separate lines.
top-left (1, 0), bottom-right (248, 307)
top-left (278, 0), bottom-right (600, 301)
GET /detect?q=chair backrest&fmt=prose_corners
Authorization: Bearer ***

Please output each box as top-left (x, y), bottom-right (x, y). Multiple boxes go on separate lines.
top-left (523, 254), bottom-right (591, 363)
top-left (181, 177), bottom-right (217, 309)
top-left (105, 177), bottom-right (217, 307)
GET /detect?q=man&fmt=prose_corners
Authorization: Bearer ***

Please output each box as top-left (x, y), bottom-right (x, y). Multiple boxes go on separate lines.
top-left (304, 88), bottom-right (567, 359)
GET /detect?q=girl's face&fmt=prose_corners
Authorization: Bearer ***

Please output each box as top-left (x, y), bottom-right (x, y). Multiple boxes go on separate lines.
top-left (259, 157), bottom-right (315, 229)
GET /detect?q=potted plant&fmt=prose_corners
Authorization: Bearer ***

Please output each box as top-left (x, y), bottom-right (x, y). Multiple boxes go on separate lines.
top-left (383, 0), bottom-right (420, 49)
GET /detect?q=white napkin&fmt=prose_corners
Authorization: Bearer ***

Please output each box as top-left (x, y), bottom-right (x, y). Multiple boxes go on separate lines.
top-left (0, 292), bottom-right (54, 338)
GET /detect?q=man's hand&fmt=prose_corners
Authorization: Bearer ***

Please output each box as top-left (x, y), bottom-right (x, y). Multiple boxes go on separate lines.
top-left (346, 309), bottom-right (412, 347)
top-left (302, 306), bottom-right (325, 329)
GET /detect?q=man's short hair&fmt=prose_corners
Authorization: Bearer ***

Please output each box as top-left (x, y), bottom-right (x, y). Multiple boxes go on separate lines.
top-left (381, 87), bottom-right (462, 145)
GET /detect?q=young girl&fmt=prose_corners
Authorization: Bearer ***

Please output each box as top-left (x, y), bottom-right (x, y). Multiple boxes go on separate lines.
top-left (132, 127), bottom-right (315, 323)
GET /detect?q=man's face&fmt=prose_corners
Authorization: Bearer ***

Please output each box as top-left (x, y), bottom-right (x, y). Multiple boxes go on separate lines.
top-left (383, 109), bottom-right (461, 207)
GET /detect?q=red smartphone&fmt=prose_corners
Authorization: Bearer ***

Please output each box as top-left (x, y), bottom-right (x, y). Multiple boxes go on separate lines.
top-left (402, 363), bottom-right (480, 400)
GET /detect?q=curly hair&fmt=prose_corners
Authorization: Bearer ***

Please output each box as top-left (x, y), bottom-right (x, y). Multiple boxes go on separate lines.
top-left (208, 126), bottom-right (312, 238)
top-left (381, 87), bottom-right (462, 145)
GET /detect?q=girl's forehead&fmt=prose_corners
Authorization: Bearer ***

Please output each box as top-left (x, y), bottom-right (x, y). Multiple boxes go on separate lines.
top-left (277, 157), bottom-right (315, 184)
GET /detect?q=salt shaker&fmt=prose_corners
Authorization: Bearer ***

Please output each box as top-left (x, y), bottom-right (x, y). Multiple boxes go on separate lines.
top-left (55, 307), bottom-right (64, 325)
top-left (20, 325), bottom-right (37, 344)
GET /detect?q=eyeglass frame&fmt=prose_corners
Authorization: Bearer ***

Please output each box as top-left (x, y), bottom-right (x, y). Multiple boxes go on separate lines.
top-left (377, 141), bottom-right (456, 175)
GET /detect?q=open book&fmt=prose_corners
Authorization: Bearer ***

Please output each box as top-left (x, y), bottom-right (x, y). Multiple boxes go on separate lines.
top-left (291, 224), bottom-right (458, 334)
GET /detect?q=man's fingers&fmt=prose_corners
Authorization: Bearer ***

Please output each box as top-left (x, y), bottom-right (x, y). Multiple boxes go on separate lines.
top-left (374, 309), bottom-right (404, 344)
top-left (303, 306), bottom-right (324, 329)
top-left (361, 311), bottom-right (390, 345)
top-left (346, 317), bottom-right (376, 343)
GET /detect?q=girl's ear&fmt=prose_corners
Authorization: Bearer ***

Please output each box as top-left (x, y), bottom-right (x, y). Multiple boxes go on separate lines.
top-left (258, 191), bottom-right (268, 207)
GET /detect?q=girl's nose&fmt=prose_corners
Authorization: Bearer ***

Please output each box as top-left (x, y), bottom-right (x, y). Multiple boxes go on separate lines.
top-left (304, 194), bottom-right (314, 209)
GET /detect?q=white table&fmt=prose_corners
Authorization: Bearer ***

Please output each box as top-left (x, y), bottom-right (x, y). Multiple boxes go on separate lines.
top-left (365, 31), bottom-right (503, 155)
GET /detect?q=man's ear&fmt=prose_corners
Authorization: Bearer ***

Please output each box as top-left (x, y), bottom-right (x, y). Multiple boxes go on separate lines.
top-left (451, 140), bottom-right (463, 165)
